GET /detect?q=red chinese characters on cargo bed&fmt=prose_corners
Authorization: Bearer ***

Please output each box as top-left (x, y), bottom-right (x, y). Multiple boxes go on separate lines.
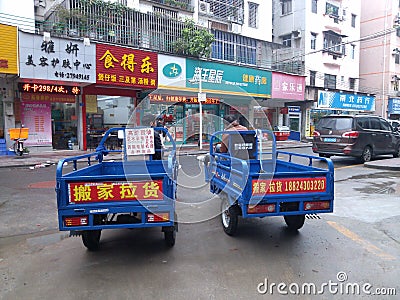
top-left (68, 180), bottom-right (163, 203)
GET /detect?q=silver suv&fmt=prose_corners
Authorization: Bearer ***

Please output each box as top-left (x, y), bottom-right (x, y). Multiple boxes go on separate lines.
top-left (312, 115), bottom-right (400, 162)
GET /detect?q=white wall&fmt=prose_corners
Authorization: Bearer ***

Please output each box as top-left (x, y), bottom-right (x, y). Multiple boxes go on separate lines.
top-left (241, 0), bottom-right (272, 42)
top-left (0, 0), bottom-right (35, 32)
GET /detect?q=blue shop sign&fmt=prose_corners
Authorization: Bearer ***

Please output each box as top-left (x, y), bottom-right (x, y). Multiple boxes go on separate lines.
top-left (318, 91), bottom-right (375, 111)
top-left (388, 98), bottom-right (400, 114)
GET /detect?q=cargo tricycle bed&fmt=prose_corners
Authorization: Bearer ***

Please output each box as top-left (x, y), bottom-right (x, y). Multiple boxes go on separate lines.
top-left (204, 129), bottom-right (334, 236)
top-left (56, 127), bottom-right (178, 250)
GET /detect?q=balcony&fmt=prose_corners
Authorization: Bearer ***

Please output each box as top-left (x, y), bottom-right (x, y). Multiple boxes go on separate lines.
top-left (146, 0), bottom-right (195, 12)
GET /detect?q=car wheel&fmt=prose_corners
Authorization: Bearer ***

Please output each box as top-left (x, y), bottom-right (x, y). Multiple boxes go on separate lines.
top-left (360, 146), bottom-right (372, 163)
top-left (394, 145), bottom-right (400, 158)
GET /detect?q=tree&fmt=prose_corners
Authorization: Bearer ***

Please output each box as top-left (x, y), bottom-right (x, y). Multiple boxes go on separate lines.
top-left (173, 19), bottom-right (215, 58)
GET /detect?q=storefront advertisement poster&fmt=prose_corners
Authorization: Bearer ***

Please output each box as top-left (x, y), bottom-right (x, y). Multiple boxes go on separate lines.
top-left (388, 98), bottom-right (400, 115)
top-left (271, 72), bottom-right (305, 100)
top-left (318, 91), bottom-right (375, 111)
top-left (96, 44), bottom-right (157, 89)
top-left (186, 59), bottom-right (271, 98)
top-left (21, 102), bottom-right (52, 146)
top-left (19, 32), bottom-right (96, 83)
top-left (158, 55), bottom-right (186, 88)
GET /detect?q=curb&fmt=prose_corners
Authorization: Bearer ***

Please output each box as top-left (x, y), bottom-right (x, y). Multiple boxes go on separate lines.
top-left (363, 163), bottom-right (400, 171)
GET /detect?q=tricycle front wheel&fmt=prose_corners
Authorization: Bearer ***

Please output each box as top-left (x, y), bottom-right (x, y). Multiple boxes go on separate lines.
top-left (221, 196), bottom-right (238, 236)
top-left (82, 230), bottom-right (101, 251)
top-left (284, 215), bottom-right (305, 231)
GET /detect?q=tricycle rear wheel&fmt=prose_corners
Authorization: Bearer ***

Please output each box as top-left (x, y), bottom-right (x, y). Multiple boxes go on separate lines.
top-left (221, 196), bottom-right (238, 236)
top-left (164, 230), bottom-right (176, 247)
top-left (284, 215), bottom-right (305, 231)
top-left (82, 230), bottom-right (101, 251)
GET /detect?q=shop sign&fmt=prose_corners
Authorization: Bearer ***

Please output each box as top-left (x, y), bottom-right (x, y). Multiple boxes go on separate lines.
top-left (158, 55), bottom-right (186, 88)
top-left (148, 93), bottom-right (219, 104)
top-left (318, 91), bottom-right (375, 111)
top-left (0, 24), bottom-right (18, 74)
top-left (125, 128), bottom-right (155, 156)
top-left (288, 106), bottom-right (301, 113)
top-left (96, 44), bottom-right (157, 89)
top-left (388, 98), bottom-right (400, 114)
top-left (21, 102), bottom-right (52, 146)
top-left (18, 82), bottom-right (81, 95)
top-left (19, 32), bottom-right (96, 83)
top-left (186, 59), bottom-right (271, 98)
top-left (271, 72), bottom-right (305, 100)
top-left (21, 93), bottom-right (75, 103)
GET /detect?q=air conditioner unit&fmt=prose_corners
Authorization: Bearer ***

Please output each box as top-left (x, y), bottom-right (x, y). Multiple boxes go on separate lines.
top-left (231, 23), bottom-right (241, 34)
top-left (199, 1), bottom-right (212, 15)
top-left (292, 30), bottom-right (301, 39)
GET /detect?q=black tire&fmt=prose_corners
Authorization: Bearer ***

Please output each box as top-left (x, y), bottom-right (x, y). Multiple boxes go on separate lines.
top-left (221, 195), bottom-right (238, 236)
top-left (82, 230), bottom-right (101, 251)
top-left (393, 145), bottom-right (400, 158)
top-left (360, 146), bottom-right (372, 163)
top-left (164, 230), bottom-right (176, 247)
top-left (284, 215), bottom-right (305, 231)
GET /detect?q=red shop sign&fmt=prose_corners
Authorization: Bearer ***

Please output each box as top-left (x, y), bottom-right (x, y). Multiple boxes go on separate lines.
top-left (96, 44), bottom-right (158, 89)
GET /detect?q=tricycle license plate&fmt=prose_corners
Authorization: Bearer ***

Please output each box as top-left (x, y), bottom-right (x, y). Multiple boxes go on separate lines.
top-left (324, 137), bottom-right (336, 142)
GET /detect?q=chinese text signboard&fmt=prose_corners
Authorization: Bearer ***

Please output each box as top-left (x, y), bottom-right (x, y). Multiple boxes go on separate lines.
top-left (96, 44), bottom-right (157, 89)
top-left (21, 102), bottom-right (52, 146)
top-left (0, 24), bottom-right (18, 74)
top-left (19, 32), bottom-right (96, 83)
top-left (186, 59), bottom-right (271, 98)
top-left (18, 82), bottom-right (81, 95)
top-left (125, 128), bottom-right (155, 156)
top-left (318, 91), bottom-right (375, 111)
top-left (68, 180), bottom-right (164, 203)
top-left (148, 93), bottom-right (220, 104)
top-left (252, 177), bottom-right (327, 195)
top-left (388, 98), bottom-right (400, 115)
top-left (271, 72), bottom-right (305, 100)
top-left (21, 93), bottom-right (76, 103)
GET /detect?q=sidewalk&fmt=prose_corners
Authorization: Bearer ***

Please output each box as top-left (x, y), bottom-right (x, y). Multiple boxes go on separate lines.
top-left (0, 140), bottom-right (312, 168)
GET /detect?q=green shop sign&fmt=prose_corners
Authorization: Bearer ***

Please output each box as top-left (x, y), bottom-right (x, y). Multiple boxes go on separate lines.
top-left (186, 59), bottom-right (271, 98)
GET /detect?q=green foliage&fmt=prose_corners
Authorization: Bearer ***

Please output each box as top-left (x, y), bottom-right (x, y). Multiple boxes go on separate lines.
top-left (173, 19), bottom-right (215, 58)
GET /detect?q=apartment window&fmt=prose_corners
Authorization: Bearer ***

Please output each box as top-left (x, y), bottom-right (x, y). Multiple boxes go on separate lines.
top-left (351, 14), bottom-right (356, 28)
top-left (351, 44), bottom-right (356, 59)
top-left (310, 70), bottom-right (316, 86)
top-left (324, 74), bottom-right (336, 89)
top-left (281, 0), bottom-right (292, 15)
top-left (323, 31), bottom-right (342, 55)
top-left (248, 2), bottom-right (258, 28)
top-left (312, 0), bottom-right (318, 14)
top-left (397, 27), bottom-right (400, 37)
top-left (393, 80), bottom-right (399, 91)
top-left (282, 34), bottom-right (292, 47)
top-left (311, 32), bottom-right (317, 50)
top-left (395, 53), bottom-right (400, 64)
top-left (349, 78), bottom-right (356, 90)
top-left (325, 2), bottom-right (339, 16)
top-left (211, 30), bottom-right (256, 65)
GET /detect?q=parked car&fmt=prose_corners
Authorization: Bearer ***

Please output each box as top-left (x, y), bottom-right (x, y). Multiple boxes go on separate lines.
top-left (312, 114), bottom-right (400, 162)
top-left (388, 119), bottom-right (400, 131)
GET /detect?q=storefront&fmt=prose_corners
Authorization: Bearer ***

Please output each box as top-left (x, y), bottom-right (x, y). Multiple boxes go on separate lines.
top-left (155, 54), bottom-right (271, 144)
top-left (306, 90), bottom-right (376, 137)
top-left (83, 43), bottom-right (158, 150)
top-left (388, 98), bottom-right (400, 120)
top-left (18, 31), bottom-right (96, 151)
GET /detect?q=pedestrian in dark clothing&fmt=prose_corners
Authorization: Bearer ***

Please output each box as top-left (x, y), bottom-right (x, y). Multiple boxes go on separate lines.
top-left (141, 114), bottom-right (163, 160)
top-left (219, 114), bottom-right (248, 153)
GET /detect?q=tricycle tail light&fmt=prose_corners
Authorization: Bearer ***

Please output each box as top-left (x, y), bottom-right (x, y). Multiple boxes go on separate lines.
top-left (64, 216), bottom-right (88, 227)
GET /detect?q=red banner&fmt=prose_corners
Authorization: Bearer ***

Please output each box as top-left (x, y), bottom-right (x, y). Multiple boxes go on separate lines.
top-left (252, 177), bottom-right (326, 195)
top-left (68, 180), bottom-right (163, 203)
top-left (96, 44), bottom-right (157, 89)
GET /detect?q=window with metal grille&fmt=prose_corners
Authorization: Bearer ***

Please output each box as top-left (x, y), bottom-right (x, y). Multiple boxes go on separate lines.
top-left (349, 78), bottom-right (356, 90)
top-left (324, 74), bottom-right (336, 89)
top-left (282, 34), bottom-right (292, 47)
top-left (281, 0), bottom-right (292, 15)
top-left (248, 2), bottom-right (258, 28)
top-left (351, 14), bottom-right (356, 28)
top-left (311, 0), bottom-right (318, 14)
top-left (311, 32), bottom-right (317, 50)
top-left (153, 6), bottom-right (178, 19)
top-left (310, 70), bottom-right (316, 86)
top-left (211, 30), bottom-right (256, 65)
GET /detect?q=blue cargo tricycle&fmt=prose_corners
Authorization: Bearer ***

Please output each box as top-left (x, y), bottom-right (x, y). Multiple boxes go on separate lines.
top-left (204, 129), bottom-right (334, 235)
top-left (56, 127), bottom-right (178, 250)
